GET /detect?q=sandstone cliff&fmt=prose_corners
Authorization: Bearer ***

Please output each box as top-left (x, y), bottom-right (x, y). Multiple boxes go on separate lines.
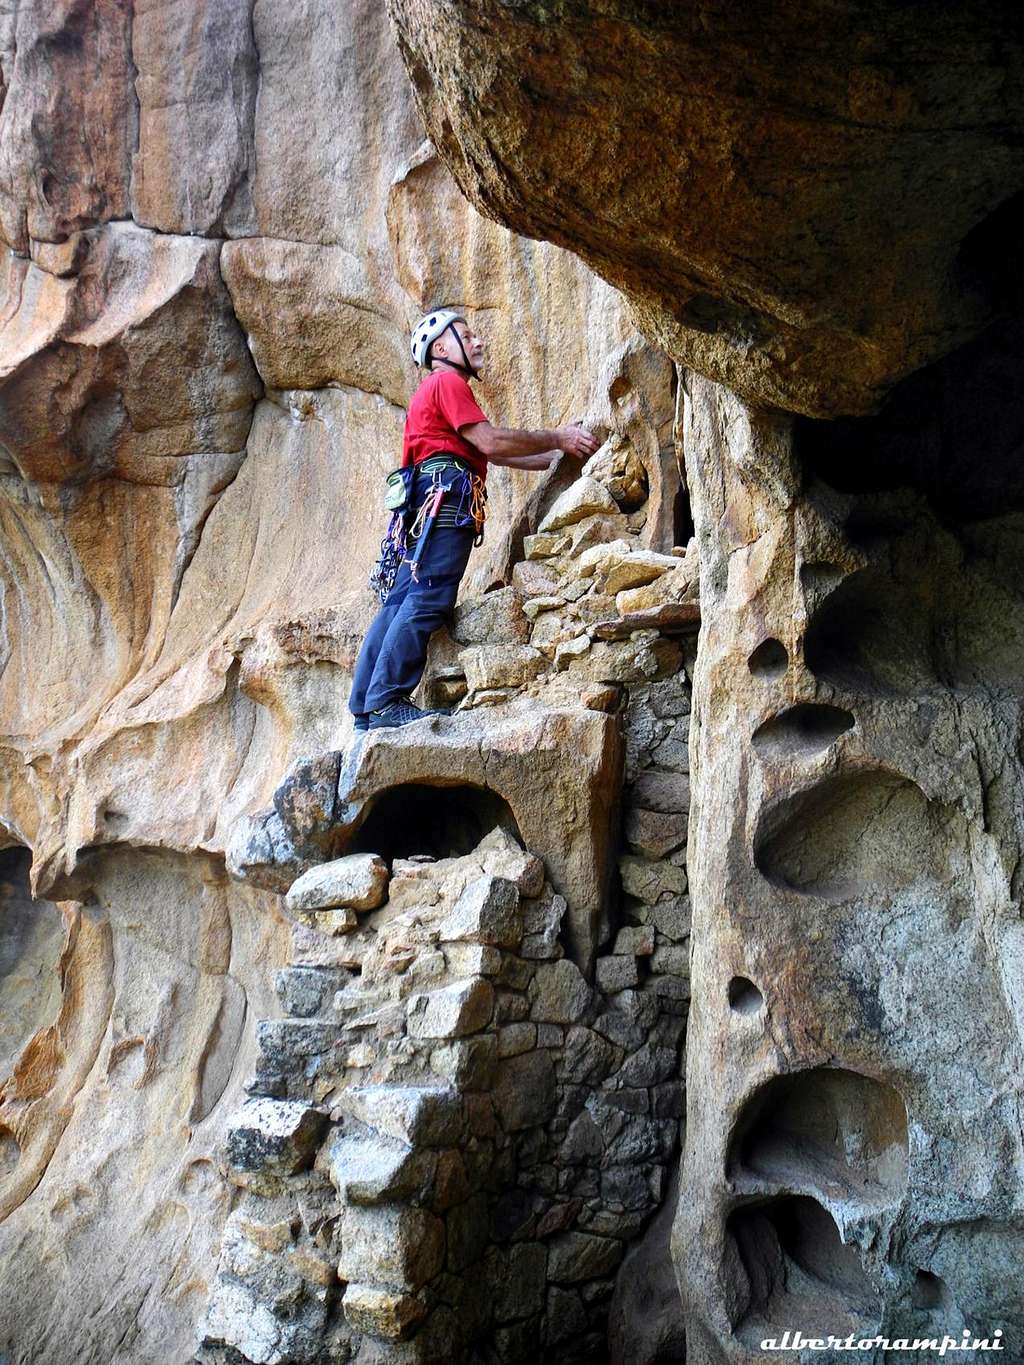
top-left (2, 2), bottom-right (1023, 1364)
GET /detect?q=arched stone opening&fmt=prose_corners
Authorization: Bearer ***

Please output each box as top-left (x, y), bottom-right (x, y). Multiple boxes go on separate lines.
top-left (350, 782), bottom-right (522, 865)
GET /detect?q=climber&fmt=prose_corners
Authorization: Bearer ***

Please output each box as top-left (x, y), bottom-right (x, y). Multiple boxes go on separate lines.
top-left (349, 308), bottom-right (599, 731)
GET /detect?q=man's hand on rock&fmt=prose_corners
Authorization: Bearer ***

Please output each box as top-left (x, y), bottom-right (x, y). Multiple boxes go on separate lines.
top-left (554, 424), bottom-right (600, 459)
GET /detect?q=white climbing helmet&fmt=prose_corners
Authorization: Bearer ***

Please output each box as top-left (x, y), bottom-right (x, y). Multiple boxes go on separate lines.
top-left (410, 308), bottom-right (466, 369)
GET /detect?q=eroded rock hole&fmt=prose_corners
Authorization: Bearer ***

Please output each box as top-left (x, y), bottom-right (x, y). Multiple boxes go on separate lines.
top-left (727, 1067), bottom-right (908, 1207)
top-left (912, 1269), bottom-right (952, 1312)
top-left (748, 638), bottom-right (788, 679)
top-left (752, 704), bottom-right (854, 760)
top-left (352, 783), bottom-right (521, 864)
top-left (727, 976), bottom-right (763, 1016)
top-left (0, 847), bottom-right (65, 1079)
top-left (0, 1123), bottom-right (19, 1177)
top-left (728, 1195), bottom-right (881, 1343)
top-left (753, 768), bottom-right (969, 901)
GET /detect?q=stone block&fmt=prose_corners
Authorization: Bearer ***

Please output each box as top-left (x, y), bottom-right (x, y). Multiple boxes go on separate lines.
top-left (538, 476), bottom-right (618, 532)
top-left (561, 1026), bottom-right (622, 1083)
top-left (513, 559), bottom-right (562, 597)
top-left (554, 634), bottom-right (591, 669)
top-left (547, 1231), bottom-right (624, 1283)
top-left (447, 1192), bottom-right (489, 1272)
top-left (438, 875), bottom-right (522, 948)
top-left (619, 855), bottom-right (688, 904)
top-left (650, 897), bottom-right (692, 941)
top-left (528, 960), bottom-right (590, 1024)
top-left (328, 1134), bottom-right (432, 1206)
top-left (490, 1242), bottom-right (548, 1323)
top-left (581, 683), bottom-right (621, 713)
top-left (523, 532), bottom-right (570, 560)
top-left (452, 587), bottom-right (530, 644)
top-left (628, 769), bottom-right (690, 815)
top-left (225, 1098), bottom-right (326, 1185)
top-left (338, 1205), bottom-right (445, 1291)
top-left (443, 942), bottom-right (503, 978)
top-left (604, 551), bottom-right (680, 595)
top-left (519, 929), bottom-right (563, 960)
top-left (625, 807), bottom-right (688, 859)
top-left (648, 677), bottom-right (691, 718)
top-left (576, 538), bottom-right (634, 576)
top-left (406, 978), bottom-right (495, 1039)
top-left (612, 926), bottom-right (655, 956)
top-left (615, 1045), bottom-right (678, 1088)
top-left (289, 922), bottom-right (374, 969)
top-left (285, 853), bottom-right (388, 914)
top-left (497, 1022), bottom-right (536, 1057)
top-left (460, 644), bottom-right (545, 690)
top-left (493, 1051), bottom-right (557, 1131)
top-left (595, 954), bottom-right (640, 993)
top-left (342, 1283), bottom-right (427, 1340)
top-left (429, 1035), bottom-right (498, 1091)
top-left (275, 966), bottom-right (349, 1017)
top-left (336, 1086), bottom-right (463, 1147)
top-left (310, 907), bottom-right (357, 935)
top-left (523, 593), bottom-right (566, 619)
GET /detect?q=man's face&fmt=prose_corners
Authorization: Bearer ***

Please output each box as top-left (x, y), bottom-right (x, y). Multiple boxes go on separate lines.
top-left (432, 319), bottom-right (485, 373)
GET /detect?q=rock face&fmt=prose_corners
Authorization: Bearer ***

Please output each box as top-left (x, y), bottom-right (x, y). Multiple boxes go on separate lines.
top-left (4, 3), bottom-right (1024, 1365)
top-left (0, 2), bottom-right (681, 1362)
top-left (674, 361), bottom-right (1024, 1361)
top-left (387, 0), bottom-right (1024, 417)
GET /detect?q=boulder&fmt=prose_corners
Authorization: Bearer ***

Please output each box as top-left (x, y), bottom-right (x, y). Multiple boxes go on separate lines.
top-left (285, 854), bottom-right (388, 914)
top-left (390, 0), bottom-right (1024, 415)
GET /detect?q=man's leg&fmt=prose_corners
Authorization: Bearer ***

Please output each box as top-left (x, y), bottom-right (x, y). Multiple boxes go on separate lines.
top-left (348, 568), bottom-right (413, 727)
top-left (364, 526), bottom-right (474, 717)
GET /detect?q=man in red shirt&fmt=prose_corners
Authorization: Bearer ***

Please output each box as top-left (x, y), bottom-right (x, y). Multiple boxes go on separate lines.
top-left (350, 309), bottom-right (599, 730)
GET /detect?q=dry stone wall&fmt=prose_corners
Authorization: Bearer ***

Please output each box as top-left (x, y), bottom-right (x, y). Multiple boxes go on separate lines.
top-left (203, 821), bottom-right (688, 1365)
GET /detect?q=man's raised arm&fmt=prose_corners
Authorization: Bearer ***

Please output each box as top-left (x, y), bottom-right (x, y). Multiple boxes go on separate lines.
top-left (461, 420), bottom-right (599, 468)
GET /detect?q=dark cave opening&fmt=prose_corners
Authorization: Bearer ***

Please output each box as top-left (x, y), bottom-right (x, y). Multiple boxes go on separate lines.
top-left (0, 846), bottom-right (65, 1081)
top-left (794, 317), bottom-right (1024, 524)
top-left (728, 1194), bottom-right (882, 1342)
top-left (350, 782), bottom-right (522, 866)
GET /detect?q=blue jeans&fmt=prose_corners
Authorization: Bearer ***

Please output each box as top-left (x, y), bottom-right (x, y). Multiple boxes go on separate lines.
top-left (350, 492), bottom-right (475, 716)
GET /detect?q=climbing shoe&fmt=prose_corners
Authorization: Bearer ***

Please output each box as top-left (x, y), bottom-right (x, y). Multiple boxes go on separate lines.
top-left (352, 714), bottom-right (370, 732)
top-left (368, 697), bottom-right (449, 729)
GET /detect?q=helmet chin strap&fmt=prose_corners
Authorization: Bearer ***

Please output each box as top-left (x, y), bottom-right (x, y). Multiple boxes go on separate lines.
top-left (431, 320), bottom-right (479, 378)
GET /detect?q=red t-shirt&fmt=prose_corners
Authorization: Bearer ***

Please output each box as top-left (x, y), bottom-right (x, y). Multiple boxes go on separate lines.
top-left (402, 369), bottom-right (490, 480)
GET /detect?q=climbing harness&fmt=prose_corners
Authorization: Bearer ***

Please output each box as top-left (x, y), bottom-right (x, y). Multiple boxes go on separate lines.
top-left (369, 456), bottom-right (486, 603)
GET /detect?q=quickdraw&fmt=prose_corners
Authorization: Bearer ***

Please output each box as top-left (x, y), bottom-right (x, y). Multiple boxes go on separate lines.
top-left (368, 509), bottom-right (409, 604)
